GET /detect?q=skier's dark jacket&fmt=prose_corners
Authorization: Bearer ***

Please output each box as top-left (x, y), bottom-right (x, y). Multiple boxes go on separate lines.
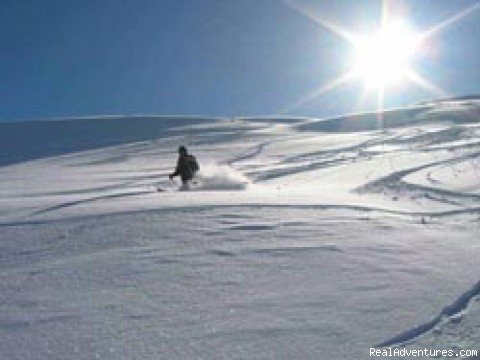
top-left (171, 154), bottom-right (199, 182)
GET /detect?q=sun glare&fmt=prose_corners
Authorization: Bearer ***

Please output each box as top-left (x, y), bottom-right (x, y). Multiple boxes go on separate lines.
top-left (351, 21), bottom-right (420, 89)
top-left (281, 0), bottom-right (480, 114)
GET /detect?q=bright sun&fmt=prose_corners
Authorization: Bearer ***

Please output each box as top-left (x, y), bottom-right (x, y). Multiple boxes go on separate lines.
top-left (351, 21), bottom-right (420, 89)
top-left (282, 0), bottom-right (480, 114)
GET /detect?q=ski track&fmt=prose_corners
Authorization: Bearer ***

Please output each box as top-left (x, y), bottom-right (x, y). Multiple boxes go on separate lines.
top-left (29, 190), bottom-right (153, 217)
top-left (376, 281), bottom-right (480, 348)
top-left (358, 151), bottom-right (480, 201)
top-left (224, 141), bottom-right (271, 166)
top-left (1, 203), bottom-right (479, 229)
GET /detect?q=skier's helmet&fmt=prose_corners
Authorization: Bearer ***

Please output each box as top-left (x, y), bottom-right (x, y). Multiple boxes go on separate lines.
top-left (178, 145), bottom-right (187, 155)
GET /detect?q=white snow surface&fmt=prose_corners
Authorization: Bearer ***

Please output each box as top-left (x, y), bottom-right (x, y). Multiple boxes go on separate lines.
top-left (0, 99), bottom-right (479, 359)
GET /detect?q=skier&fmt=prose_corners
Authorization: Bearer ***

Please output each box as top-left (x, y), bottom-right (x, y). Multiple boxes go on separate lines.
top-left (169, 146), bottom-right (200, 188)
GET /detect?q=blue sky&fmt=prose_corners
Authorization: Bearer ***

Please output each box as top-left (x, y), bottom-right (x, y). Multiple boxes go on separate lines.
top-left (1, 0), bottom-right (479, 121)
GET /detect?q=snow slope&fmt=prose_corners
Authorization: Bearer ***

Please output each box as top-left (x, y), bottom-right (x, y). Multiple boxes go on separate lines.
top-left (0, 99), bottom-right (479, 359)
